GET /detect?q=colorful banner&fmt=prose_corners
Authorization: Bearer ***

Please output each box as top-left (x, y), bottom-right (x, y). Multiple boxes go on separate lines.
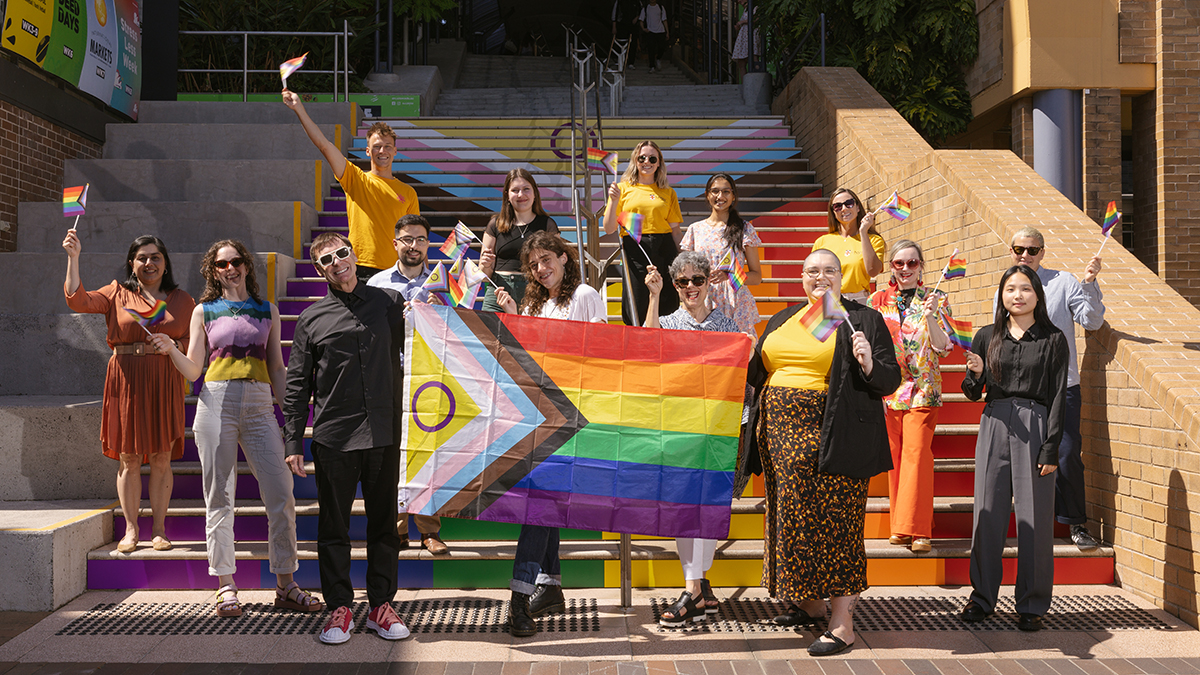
top-left (401, 304), bottom-right (752, 540)
top-left (1, 0), bottom-right (141, 119)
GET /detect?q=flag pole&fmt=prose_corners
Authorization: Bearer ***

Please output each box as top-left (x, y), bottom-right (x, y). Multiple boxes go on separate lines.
top-left (1096, 235), bottom-right (1110, 257)
top-left (70, 215), bottom-right (80, 231)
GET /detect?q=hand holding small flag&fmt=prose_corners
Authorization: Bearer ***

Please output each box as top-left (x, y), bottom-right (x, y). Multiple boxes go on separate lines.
top-left (63, 183), bottom-right (89, 230)
top-left (123, 299), bottom-right (168, 337)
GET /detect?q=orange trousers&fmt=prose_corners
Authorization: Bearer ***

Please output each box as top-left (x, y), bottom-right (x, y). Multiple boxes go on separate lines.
top-left (885, 407), bottom-right (939, 538)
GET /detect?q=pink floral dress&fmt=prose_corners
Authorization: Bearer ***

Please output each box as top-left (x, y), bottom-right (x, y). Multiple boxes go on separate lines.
top-left (681, 218), bottom-right (763, 338)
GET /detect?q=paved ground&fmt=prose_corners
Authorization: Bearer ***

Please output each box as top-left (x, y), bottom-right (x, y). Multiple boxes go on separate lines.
top-left (0, 585), bottom-right (1195, 672)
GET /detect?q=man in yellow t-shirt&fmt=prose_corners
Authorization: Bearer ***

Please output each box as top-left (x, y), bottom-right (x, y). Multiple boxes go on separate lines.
top-left (284, 91), bottom-right (421, 282)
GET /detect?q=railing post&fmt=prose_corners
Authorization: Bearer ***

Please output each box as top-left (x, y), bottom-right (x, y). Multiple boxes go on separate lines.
top-left (820, 13), bottom-right (826, 67)
top-left (345, 20), bottom-right (351, 102)
top-left (242, 33), bottom-right (248, 101)
top-left (620, 532), bottom-right (632, 608)
top-left (333, 31), bottom-right (338, 101)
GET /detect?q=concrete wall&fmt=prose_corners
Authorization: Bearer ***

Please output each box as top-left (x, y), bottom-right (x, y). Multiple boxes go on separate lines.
top-left (103, 123), bottom-right (346, 161)
top-left (0, 399), bottom-right (112, 499)
top-left (774, 66), bottom-right (1200, 627)
top-left (0, 502), bottom-right (112, 610)
top-left (62, 160), bottom-right (327, 208)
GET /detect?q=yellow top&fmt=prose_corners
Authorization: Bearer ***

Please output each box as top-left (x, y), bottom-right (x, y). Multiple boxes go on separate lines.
top-left (338, 163), bottom-right (420, 270)
top-left (610, 182), bottom-right (682, 235)
top-left (812, 232), bottom-right (886, 294)
top-left (761, 312), bottom-right (837, 391)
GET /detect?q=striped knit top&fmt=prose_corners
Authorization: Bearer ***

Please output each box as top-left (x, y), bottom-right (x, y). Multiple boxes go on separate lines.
top-left (202, 297), bottom-right (272, 383)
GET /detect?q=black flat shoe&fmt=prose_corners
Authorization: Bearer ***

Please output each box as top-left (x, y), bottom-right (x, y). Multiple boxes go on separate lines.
top-left (808, 630), bottom-right (852, 656)
top-left (772, 606), bottom-right (819, 626)
top-left (1017, 613), bottom-right (1044, 632)
top-left (659, 591), bottom-right (705, 626)
top-left (960, 600), bottom-right (992, 623)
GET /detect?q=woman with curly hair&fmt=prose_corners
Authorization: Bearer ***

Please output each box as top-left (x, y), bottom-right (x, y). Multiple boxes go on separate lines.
top-left (147, 240), bottom-right (322, 618)
top-left (494, 231), bottom-right (605, 637)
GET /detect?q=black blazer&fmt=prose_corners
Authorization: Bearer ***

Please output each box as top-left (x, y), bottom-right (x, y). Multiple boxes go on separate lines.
top-left (745, 298), bottom-right (901, 479)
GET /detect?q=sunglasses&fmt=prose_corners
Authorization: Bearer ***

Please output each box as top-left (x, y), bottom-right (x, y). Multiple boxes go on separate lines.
top-left (890, 259), bottom-right (921, 270)
top-left (831, 200), bottom-right (856, 211)
top-left (673, 275), bottom-right (707, 289)
top-left (637, 155), bottom-right (660, 164)
top-left (1011, 245), bottom-right (1043, 256)
top-left (213, 257), bottom-right (245, 270)
top-left (316, 246), bottom-right (352, 267)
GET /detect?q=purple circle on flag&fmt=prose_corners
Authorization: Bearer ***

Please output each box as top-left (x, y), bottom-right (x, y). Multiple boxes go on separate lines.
top-left (411, 381), bottom-right (456, 433)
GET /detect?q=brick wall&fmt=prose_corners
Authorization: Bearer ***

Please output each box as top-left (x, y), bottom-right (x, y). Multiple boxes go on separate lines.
top-left (1010, 97), bottom-right (1034, 168)
top-left (774, 66), bottom-right (1200, 628)
top-left (1082, 89), bottom-right (1123, 235)
top-left (1119, 0), bottom-right (1156, 63)
top-left (0, 99), bottom-right (102, 252)
top-left (965, 0), bottom-right (1005, 97)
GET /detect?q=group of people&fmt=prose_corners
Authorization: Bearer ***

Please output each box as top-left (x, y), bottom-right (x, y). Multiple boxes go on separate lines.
top-left (58, 91), bottom-right (1107, 650)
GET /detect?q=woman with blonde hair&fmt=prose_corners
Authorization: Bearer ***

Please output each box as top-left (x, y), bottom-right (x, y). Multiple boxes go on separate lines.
top-left (603, 140), bottom-right (682, 326)
top-left (480, 168), bottom-right (560, 311)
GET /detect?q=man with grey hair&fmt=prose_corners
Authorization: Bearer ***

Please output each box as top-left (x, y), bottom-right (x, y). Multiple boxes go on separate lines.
top-left (1008, 226), bottom-right (1105, 550)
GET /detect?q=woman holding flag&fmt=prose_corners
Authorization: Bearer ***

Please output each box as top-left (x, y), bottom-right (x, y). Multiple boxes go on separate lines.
top-left (746, 248), bottom-right (899, 655)
top-left (603, 140), bottom-right (683, 326)
top-left (868, 240), bottom-right (952, 554)
top-left (680, 173), bottom-right (763, 340)
top-left (480, 169), bottom-right (560, 312)
top-left (813, 188), bottom-right (886, 301)
top-left (63, 233), bottom-right (195, 554)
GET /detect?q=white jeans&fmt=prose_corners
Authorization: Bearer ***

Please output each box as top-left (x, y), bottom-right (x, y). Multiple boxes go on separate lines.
top-left (676, 538), bottom-right (717, 580)
top-left (194, 379), bottom-right (298, 577)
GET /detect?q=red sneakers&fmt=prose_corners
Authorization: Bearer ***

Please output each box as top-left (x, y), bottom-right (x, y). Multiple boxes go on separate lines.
top-left (319, 605), bottom-right (354, 644)
top-left (367, 602), bottom-right (410, 640)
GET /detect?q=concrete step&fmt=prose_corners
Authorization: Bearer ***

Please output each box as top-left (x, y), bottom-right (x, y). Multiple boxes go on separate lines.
top-left (63, 160), bottom-right (322, 207)
top-left (103, 124), bottom-right (347, 161)
top-left (137, 101), bottom-right (357, 126)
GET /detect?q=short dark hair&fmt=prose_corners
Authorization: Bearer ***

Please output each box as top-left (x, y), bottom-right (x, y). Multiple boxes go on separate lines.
top-left (395, 214), bottom-right (431, 236)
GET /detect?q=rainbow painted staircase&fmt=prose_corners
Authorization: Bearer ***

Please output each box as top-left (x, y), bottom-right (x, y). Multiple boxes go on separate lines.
top-left (81, 112), bottom-right (1114, 591)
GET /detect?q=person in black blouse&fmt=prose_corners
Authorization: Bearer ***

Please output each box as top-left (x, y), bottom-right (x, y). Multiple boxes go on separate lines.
top-left (283, 233), bottom-right (410, 645)
top-left (480, 168), bottom-right (559, 312)
top-left (960, 264), bottom-right (1068, 632)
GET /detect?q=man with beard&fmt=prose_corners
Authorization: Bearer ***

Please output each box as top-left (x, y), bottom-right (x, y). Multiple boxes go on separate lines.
top-left (366, 214), bottom-right (450, 555)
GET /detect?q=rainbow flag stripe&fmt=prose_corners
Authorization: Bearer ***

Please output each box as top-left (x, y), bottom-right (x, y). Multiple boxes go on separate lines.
top-left (439, 236), bottom-right (468, 261)
top-left (279, 53), bottom-right (308, 83)
top-left (617, 211), bottom-right (645, 242)
top-left (797, 291), bottom-right (847, 342)
top-left (123, 299), bottom-right (168, 327)
top-left (1102, 200), bottom-right (1120, 237)
top-left (944, 249), bottom-right (967, 280)
top-left (587, 147), bottom-right (619, 175)
top-left (63, 184), bottom-right (88, 217)
top-left (944, 315), bottom-right (973, 350)
top-left (423, 261), bottom-right (450, 294)
top-left (716, 248), bottom-right (748, 291)
top-left (402, 304), bottom-right (752, 539)
top-left (880, 191), bottom-right (912, 221)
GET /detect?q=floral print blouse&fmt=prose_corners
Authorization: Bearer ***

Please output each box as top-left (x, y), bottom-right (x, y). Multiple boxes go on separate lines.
top-left (869, 285), bottom-right (953, 410)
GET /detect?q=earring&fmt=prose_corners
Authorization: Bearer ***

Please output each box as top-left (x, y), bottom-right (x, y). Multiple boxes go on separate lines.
top-left (888, 276), bottom-right (898, 288)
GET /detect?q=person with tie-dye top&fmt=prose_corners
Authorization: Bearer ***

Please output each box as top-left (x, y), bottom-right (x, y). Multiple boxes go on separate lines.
top-left (149, 240), bottom-right (323, 619)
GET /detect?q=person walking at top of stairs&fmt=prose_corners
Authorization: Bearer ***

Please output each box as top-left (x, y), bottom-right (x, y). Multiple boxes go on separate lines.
top-left (639, 0), bottom-right (669, 72)
top-left (283, 90), bottom-right (420, 283)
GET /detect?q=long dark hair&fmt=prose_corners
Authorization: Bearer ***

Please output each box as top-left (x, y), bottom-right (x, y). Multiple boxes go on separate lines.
top-left (520, 231), bottom-right (582, 317)
top-left (987, 264), bottom-right (1051, 382)
top-left (199, 239), bottom-right (261, 304)
top-left (120, 235), bottom-right (179, 293)
top-left (494, 168), bottom-right (548, 234)
top-left (707, 173), bottom-right (747, 252)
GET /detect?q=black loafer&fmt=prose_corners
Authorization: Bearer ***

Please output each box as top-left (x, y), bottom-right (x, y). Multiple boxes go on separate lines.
top-left (1017, 613), bottom-right (1044, 632)
top-left (808, 630), bottom-right (852, 656)
top-left (772, 606), bottom-right (819, 626)
top-left (960, 601), bottom-right (992, 623)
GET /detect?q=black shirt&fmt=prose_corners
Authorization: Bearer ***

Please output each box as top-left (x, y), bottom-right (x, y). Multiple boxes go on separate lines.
top-left (283, 282), bottom-right (405, 456)
top-left (962, 321), bottom-right (1069, 464)
top-left (484, 214), bottom-right (559, 273)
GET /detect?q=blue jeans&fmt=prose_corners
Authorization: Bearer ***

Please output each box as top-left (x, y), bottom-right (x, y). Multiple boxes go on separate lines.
top-left (510, 525), bottom-right (561, 594)
top-left (1054, 385), bottom-right (1087, 525)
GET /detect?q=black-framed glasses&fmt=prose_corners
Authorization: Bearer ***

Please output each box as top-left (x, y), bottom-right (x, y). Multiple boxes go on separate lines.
top-left (673, 275), bottom-right (707, 289)
top-left (890, 259), bottom-right (921, 270)
top-left (396, 236), bottom-right (429, 247)
top-left (316, 246), bottom-right (352, 267)
top-left (213, 257), bottom-right (245, 270)
top-left (1012, 245), bottom-right (1043, 256)
top-left (637, 155), bottom-right (660, 164)
top-left (831, 200), bottom-right (856, 211)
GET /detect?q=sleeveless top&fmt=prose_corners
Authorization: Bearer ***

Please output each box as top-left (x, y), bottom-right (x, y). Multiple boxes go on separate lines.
top-left (203, 297), bottom-right (272, 383)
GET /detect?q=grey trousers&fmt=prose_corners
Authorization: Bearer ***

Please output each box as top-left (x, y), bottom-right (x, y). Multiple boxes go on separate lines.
top-left (969, 398), bottom-right (1056, 616)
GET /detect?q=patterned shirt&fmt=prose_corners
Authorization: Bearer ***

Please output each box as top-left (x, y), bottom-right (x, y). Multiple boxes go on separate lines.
top-left (869, 285), bottom-right (953, 410)
top-left (659, 306), bottom-right (740, 333)
top-left (203, 297), bottom-right (273, 384)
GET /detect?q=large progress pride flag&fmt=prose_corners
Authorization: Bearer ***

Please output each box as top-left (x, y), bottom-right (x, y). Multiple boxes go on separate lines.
top-left (402, 304), bottom-right (752, 539)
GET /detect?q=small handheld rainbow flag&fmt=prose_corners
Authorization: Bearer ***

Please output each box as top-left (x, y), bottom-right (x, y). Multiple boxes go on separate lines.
top-left (1101, 200), bottom-right (1120, 237)
top-left (878, 191), bottom-right (912, 221)
top-left (63, 184), bottom-right (89, 218)
top-left (944, 315), bottom-right (973, 351)
top-left (587, 147), bottom-right (619, 175)
top-left (716, 248), bottom-right (748, 292)
top-left (460, 259), bottom-right (489, 288)
top-left (617, 212), bottom-right (645, 242)
top-left (123, 300), bottom-right (168, 328)
top-left (423, 262), bottom-right (450, 293)
top-left (798, 291), bottom-right (849, 342)
top-left (944, 249), bottom-right (967, 280)
top-left (279, 53), bottom-right (308, 88)
top-left (439, 221), bottom-right (476, 262)
top-left (455, 265), bottom-right (482, 309)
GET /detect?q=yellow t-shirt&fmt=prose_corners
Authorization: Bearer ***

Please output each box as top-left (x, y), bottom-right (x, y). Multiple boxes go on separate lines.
top-left (337, 163), bottom-right (420, 270)
top-left (761, 312), bottom-right (837, 391)
top-left (812, 232), bottom-right (886, 294)
top-left (610, 181), bottom-right (682, 235)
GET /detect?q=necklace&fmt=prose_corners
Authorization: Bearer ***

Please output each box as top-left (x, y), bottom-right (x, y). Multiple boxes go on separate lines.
top-left (221, 297), bottom-right (250, 318)
top-left (514, 217), bottom-right (532, 239)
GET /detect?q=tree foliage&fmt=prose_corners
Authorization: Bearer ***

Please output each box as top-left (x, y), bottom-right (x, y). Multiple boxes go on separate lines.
top-left (762, 0), bottom-right (978, 145)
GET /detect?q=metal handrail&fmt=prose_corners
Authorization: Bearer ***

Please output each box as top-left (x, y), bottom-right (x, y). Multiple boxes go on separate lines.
top-left (773, 13), bottom-right (825, 91)
top-left (179, 23), bottom-right (354, 102)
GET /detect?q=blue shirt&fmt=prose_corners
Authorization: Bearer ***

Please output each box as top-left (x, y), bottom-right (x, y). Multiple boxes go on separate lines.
top-left (367, 264), bottom-right (432, 303)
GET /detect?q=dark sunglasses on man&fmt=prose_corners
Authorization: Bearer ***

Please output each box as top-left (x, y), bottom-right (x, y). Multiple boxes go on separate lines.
top-left (317, 246), bottom-right (353, 268)
top-left (1011, 245), bottom-right (1043, 256)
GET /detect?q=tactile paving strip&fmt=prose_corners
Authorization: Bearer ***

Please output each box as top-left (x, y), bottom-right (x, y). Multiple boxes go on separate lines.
top-left (56, 598), bottom-right (601, 636)
top-left (650, 595), bottom-right (1172, 632)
